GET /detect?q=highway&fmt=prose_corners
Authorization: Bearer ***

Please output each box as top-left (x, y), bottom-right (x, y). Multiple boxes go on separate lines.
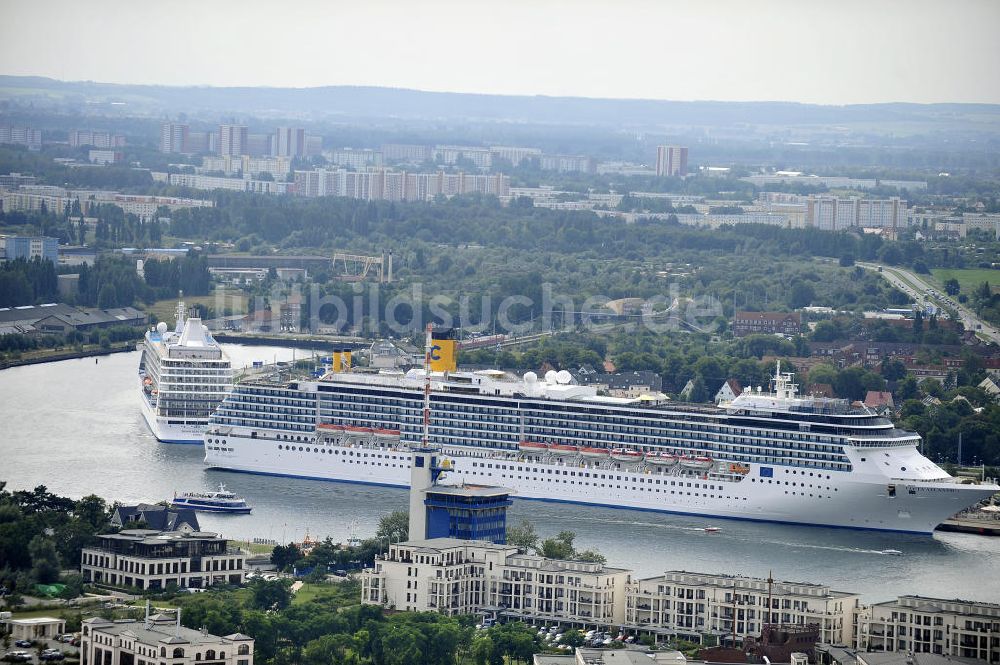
top-left (859, 262), bottom-right (1000, 345)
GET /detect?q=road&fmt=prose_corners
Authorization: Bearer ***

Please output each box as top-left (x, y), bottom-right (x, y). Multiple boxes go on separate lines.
top-left (859, 262), bottom-right (1000, 345)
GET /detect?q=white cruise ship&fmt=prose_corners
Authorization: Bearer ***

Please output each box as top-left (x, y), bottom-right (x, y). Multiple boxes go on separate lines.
top-left (203, 363), bottom-right (998, 534)
top-left (139, 302), bottom-right (233, 443)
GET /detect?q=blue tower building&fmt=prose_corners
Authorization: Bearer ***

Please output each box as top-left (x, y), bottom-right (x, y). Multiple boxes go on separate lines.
top-left (423, 485), bottom-right (512, 544)
top-left (408, 446), bottom-right (512, 544)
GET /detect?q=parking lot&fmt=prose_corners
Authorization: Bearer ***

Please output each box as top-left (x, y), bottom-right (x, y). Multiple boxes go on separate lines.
top-left (4, 634), bottom-right (80, 664)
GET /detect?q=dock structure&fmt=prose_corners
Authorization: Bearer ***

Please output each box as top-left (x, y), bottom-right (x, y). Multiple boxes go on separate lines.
top-left (936, 516), bottom-right (1000, 536)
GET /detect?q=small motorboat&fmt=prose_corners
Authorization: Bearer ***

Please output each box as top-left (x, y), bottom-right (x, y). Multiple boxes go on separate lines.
top-left (518, 441), bottom-right (550, 454)
top-left (882, 549), bottom-right (902, 555)
top-left (579, 447), bottom-right (610, 459)
top-left (703, 527), bottom-right (721, 533)
top-left (610, 448), bottom-right (643, 463)
top-left (549, 444), bottom-right (580, 456)
top-left (680, 456), bottom-right (714, 471)
top-left (646, 452), bottom-right (679, 466)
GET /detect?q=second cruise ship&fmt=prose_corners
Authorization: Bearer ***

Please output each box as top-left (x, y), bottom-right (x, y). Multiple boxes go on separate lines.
top-left (139, 302), bottom-right (233, 443)
top-left (202, 334), bottom-right (997, 534)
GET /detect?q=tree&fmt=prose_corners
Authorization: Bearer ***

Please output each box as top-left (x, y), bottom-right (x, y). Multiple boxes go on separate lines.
top-left (376, 510), bottom-right (409, 543)
top-left (881, 359), bottom-right (907, 381)
top-left (539, 531), bottom-right (576, 560)
top-left (687, 376), bottom-right (708, 403)
top-left (913, 308), bottom-right (925, 338)
top-left (28, 535), bottom-right (60, 584)
top-left (574, 549), bottom-right (607, 564)
top-left (811, 320), bottom-right (841, 342)
top-left (249, 578), bottom-right (293, 611)
top-left (97, 283), bottom-right (119, 309)
top-left (839, 254), bottom-right (855, 267)
top-left (944, 278), bottom-right (961, 296)
top-left (896, 376), bottom-right (921, 401)
top-left (788, 281), bottom-right (816, 308)
top-left (506, 519), bottom-right (538, 552)
top-left (270, 542), bottom-right (302, 571)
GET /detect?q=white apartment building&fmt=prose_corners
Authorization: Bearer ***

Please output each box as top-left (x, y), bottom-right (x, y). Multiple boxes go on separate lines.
top-left (655, 146), bottom-right (688, 177)
top-left (361, 538), bottom-right (630, 627)
top-left (160, 123), bottom-right (189, 154)
top-left (626, 571), bottom-right (859, 646)
top-left (490, 146), bottom-right (542, 167)
top-left (165, 173), bottom-right (291, 194)
top-left (201, 155), bottom-right (291, 179)
top-left (80, 613), bottom-right (253, 665)
top-left (218, 124), bottom-right (248, 158)
top-left (89, 150), bottom-right (123, 165)
top-left (857, 596), bottom-right (1000, 662)
top-left (71, 130), bottom-right (125, 149)
top-left (81, 529), bottom-right (246, 591)
top-left (433, 145), bottom-right (493, 168)
top-left (539, 154), bottom-right (597, 174)
top-left (963, 213), bottom-right (1000, 238)
top-left (382, 143), bottom-right (432, 163)
top-left (0, 126), bottom-right (42, 150)
top-left (742, 174), bottom-right (927, 191)
top-left (274, 127), bottom-right (305, 158)
top-left (330, 149), bottom-right (383, 169)
top-left (806, 197), bottom-right (907, 231)
top-left (293, 168), bottom-right (510, 201)
top-left (674, 212), bottom-right (793, 229)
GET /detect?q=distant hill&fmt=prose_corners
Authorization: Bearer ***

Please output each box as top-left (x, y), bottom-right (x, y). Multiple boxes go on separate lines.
top-left (3, 75), bottom-right (1000, 132)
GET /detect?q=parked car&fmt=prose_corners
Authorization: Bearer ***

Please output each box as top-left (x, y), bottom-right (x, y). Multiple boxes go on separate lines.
top-left (3, 651), bottom-right (31, 663)
top-left (58, 636), bottom-right (75, 644)
top-left (41, 649), bottom-right (65, 661)
top-left (13, 642), bottom-right (31, 649)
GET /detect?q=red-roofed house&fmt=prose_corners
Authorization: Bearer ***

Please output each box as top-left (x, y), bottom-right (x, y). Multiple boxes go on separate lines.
top-left (864, 391), bottom-right (895, 416)
top-left (714, 379), bottom-right (743, 404)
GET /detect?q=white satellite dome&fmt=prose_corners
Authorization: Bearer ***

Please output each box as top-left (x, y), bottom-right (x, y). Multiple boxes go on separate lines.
top-left (556, 370), bottom-right (572, 384)
top-left (156, 322), bottom-right (168, 334)
top-left (523, 371), bottom-right (538, 383)
top-left (544, 370), bottom-right (558, 384)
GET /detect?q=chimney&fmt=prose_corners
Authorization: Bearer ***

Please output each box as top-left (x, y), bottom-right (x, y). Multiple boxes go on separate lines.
top-left (175, 608), bottom-right (181, 637)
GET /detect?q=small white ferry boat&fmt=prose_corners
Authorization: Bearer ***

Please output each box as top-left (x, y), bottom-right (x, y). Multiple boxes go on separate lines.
top-left (170, 484), bottom-right (252, 514)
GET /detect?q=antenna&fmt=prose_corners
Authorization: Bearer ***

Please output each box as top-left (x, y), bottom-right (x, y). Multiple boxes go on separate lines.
top-left (766, 569), bottom-right (774, 638)
top-left (423, 323), bottom-right (433, 448)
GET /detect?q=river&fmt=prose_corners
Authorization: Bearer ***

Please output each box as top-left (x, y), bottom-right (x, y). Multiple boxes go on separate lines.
top-left (1, 349), bottom-right (998, 603)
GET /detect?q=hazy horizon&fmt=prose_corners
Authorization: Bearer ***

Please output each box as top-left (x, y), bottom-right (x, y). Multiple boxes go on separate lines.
top-left (2, 0), bottom-right (999, 106)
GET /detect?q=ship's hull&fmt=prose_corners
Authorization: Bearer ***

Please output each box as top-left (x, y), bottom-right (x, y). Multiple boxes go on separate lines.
top-left (169, 500), bottom-right (251, 514)
top-left (203, 433), bottom-right (996, 534)
top-left (139, 388), bottom-right (207, 444)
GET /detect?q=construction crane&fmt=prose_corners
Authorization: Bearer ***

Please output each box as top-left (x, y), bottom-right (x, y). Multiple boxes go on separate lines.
top-left (331, 249), bottom-right (393, 283)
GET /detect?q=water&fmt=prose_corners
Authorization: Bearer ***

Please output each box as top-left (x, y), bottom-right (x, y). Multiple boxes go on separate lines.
top-left (1, 349), bottom-right (998, 603)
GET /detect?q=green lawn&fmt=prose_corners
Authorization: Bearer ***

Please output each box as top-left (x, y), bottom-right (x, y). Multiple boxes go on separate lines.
top-left (292, 581), bottom-right (355, 605)
top-left (931, 268), bottom-right (1000, 294)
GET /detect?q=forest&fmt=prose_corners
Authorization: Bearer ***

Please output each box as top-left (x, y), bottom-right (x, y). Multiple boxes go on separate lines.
top-left (0, 254), bottom-right (210, 309)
